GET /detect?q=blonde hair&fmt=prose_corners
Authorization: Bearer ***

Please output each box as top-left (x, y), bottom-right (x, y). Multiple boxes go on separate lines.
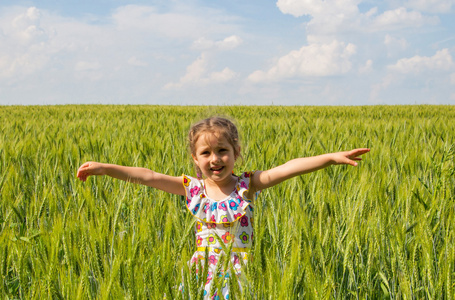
top-left (188, 117), bottom-right (241, 178)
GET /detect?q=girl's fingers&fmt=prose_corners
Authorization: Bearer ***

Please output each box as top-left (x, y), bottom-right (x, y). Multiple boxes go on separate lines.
top-left (348, 149), bottom-right (370, 158)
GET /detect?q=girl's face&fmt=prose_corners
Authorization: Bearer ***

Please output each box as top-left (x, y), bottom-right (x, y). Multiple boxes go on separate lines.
top-left (192, 132), bottom-right (239, 184)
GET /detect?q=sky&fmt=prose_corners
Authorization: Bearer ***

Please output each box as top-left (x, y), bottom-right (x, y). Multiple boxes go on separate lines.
top-left (1, 0), bottom-right (455, 106)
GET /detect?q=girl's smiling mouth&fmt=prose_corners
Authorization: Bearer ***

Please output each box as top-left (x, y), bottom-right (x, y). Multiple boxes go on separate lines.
top-left (210, 166), bottom-right (224, 172)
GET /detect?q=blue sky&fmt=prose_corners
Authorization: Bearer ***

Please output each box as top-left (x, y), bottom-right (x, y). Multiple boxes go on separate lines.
top-left (1, 0), bottom-right (454, 105)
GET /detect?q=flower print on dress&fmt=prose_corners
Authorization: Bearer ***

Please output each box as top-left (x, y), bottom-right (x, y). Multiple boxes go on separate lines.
top-left (239, 232), bottom-right (249, 244)
top-left (192, 203), bottom-right (200, 214)
top-left (190, 186), bottom-right (200, 197)
top-left (182, 172), bottom-right (259, 299)
top-left (196, 222), bottom-right (203, 232)
top-left (209, 255), bottom-right (218, 265)
top-left (218, 202), bottom-right (227, 211)
top-left (220, 215), bottom-right (229, 223)
top-left (240, 216), bottom-right (248, 227)
top-left (203, 202), bottom-right (210, 213)
top-left (191, 254), bottom-right (205, 264)
top-left (233, 255), bottom-right (240, 266)
top-left (221, 232), bottom-right (232, 244)
top-left (206, 272), bottom-right (213, 285)
top-left (207, 234), bottom-right (217, 245)
top-left (236, 196), bottom-right (245, 206)
top-left (228, 199), bottom-right (238, 211)
top-left (183, 175), bottom-right (191, 187)
top-left (240, 181), bottom-right (248, 190)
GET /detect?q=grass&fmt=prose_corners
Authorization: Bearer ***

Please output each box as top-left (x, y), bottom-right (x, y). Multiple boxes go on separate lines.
top-left (0, 105), bottom-right (454, 299)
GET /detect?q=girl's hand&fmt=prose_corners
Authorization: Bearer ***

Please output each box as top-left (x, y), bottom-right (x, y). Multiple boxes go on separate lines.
top-left (77, 162), bottom-right (105, 182)
top-left (331, 148), bottom-right (370, 166)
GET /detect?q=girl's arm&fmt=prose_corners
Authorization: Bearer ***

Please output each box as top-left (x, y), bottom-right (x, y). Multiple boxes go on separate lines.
top-left (77, 162), bottom-right (185, 196)
top-left (251, 148), bottom-right (370, 192)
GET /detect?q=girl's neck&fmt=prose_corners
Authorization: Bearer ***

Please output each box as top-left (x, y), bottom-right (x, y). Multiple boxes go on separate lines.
top-left (203, 175), bottom-right (237, 201)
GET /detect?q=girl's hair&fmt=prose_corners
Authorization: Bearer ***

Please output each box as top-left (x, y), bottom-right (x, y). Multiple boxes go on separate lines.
top-left (188, 117), bottom-right (241, 178)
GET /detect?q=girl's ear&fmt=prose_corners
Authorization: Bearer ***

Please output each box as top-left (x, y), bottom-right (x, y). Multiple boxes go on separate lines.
top-left (192, 154), bottom-right (199, 166)
top-left (235, 146), bottom-right (241, 160)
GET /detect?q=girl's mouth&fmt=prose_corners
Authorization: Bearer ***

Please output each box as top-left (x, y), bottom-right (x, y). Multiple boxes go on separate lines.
top-left (210, 166), bottom-right (224, 173)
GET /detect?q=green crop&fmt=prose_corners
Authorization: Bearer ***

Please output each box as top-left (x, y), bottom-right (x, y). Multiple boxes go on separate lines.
top-left (0, 105), bottom-right (454, 299)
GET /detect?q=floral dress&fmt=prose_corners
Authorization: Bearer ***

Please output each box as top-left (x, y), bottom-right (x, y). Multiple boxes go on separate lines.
top-left (182, 172), bottom-right (258, 299)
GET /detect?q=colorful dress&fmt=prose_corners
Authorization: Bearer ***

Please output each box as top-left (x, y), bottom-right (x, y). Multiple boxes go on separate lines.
top-left (182, 172), bottom-right (258, 299)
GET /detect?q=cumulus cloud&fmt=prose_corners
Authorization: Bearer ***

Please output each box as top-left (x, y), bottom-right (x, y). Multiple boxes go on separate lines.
top-left (276, 0), bottom-right (360, 18)
top-left (359, 59), bottom-right (373, 74)
top-left (127, 56), bottom-right (148, 67)
top-left (248, 40), bottom-right (356, 82)
top-left (371, 7), bottom-right (438, 30)
top-left (405, 0), bottom-right (455, 14)
top-left (388, 48), bottom-right (453, 73)
top-left (164, 53), bottom-right (237, 89)
top-left (192, 35), bottom-right (242, 51)
top-left (276, 0), bottom-right (438, 37)
top-left (384, 34), bottom-right (408, 57)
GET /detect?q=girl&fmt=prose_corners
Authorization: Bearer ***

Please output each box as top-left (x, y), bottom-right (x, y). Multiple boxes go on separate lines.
top-left (77, 116), bottom-right (369, 299)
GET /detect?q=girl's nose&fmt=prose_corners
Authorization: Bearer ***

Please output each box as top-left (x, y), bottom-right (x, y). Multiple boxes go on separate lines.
top-left (211, 153), bottom-right (221, 163)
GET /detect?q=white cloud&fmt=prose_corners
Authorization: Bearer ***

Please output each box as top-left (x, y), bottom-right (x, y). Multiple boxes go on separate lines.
top-left (277, 0), bottom-right (361, 37)
top-left (384, 34), bottom-right (408, 57)
top-left (276, 0), bottom-right (360, 18)
top-left (164, 53), bottom-right (237, 89)
top-left (359, 59), bottom-right (373, 74)
top-left (405, 0), bottom-right (455, 14)
top-left (276, 0), bottom-right (438, 38)
top-left (384, 34), bottom-right (407, 48)
top-left (248, 40), bottom-right (356, 82)
top-left (128, 56), bottom-right (148, 67)
top-left (217, 35), bottom-right (242, 50)
top-left (111, 5), bottom-right (237, 40)
top-left (192, 35), bottom-right (242, 51)
top-left (388, 48), bottom-right (453, 73)
top-left (74, 61), bottom-right (101, 71)
top-left (371, 7), bottom-right (438, 30)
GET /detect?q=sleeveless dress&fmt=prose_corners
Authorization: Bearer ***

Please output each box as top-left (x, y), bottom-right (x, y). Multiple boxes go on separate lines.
top-left (182, 172), bottom-right (259, 299)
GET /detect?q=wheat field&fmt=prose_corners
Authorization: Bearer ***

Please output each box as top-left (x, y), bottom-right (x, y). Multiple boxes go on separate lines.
top-left (0, 105), bottom-right (454, 299)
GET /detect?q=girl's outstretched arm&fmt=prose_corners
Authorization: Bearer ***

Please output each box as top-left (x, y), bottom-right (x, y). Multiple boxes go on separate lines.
top-left (251, 148), bottom-right (370, 192)
top-left (77, 162), bottom-right (185, 196)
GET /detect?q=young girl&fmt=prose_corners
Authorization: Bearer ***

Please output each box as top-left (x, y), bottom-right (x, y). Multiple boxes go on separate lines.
top-left (77, 116), bottom-right (369, 299)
